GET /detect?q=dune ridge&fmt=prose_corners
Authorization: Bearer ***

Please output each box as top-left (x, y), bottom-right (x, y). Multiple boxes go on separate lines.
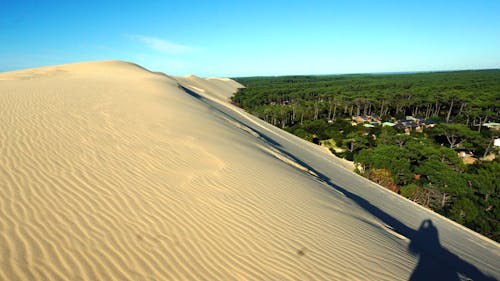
top-left (0, 61), bottom-right (497, 280)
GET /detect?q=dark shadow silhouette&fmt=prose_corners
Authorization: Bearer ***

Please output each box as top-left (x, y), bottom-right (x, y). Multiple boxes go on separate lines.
top-left (408, 220), bottom-right (497, 280)
top-left (178, 85), bottom-right (497, 281)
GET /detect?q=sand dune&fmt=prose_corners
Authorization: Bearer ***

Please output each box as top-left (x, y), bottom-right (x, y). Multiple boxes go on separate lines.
top-left (1, 61), bottom-right (498, 280)
top-left (175, 74), bottom-right (243, 103)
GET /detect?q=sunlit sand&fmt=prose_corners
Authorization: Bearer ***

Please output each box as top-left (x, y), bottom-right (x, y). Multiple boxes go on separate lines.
top-left (1, 61), bottom-right (496, 280)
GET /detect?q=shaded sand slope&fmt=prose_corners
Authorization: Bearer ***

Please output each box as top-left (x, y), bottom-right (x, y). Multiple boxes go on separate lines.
top-left (0, 61), bottom-right (497, 280)
top-left (174, 75), bottom-right (243, 103)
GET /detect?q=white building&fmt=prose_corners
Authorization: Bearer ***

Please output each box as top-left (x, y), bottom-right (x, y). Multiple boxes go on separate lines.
top-left (494, 138), bottom-right (500, 147)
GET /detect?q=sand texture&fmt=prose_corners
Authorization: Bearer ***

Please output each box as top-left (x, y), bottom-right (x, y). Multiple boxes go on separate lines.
top-left (1, 61), bottom-right (498, 280)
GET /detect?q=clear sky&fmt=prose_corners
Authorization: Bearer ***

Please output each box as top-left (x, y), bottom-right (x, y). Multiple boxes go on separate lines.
top-left (1, 0), bottom-right (499, 77)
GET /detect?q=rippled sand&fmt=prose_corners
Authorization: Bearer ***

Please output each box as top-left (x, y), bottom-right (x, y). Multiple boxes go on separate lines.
top-left (0, 61), bottom-right (419, 280)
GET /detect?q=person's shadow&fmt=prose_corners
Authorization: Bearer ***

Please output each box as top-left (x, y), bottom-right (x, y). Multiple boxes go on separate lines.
top-left (178, 85), bottom-right (498, 281)
top-left (409, 220), bottom-right (496, 281)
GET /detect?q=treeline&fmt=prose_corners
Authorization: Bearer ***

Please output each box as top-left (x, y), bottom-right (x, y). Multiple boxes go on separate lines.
top-left (232, 70), bottom-right (500, 241)
top-left (233, 70), bottom-right (499, 130)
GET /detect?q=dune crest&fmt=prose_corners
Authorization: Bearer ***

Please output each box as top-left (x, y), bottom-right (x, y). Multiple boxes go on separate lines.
top-left (1, 61), bottom-right (497, 280)
top-left (175, 74), bottom-right (243, 103)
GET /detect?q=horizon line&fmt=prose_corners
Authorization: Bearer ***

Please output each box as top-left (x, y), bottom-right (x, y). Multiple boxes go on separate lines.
top-left (1, 60), bottom-right (499, 79)
top-left (231, 67), bottom-right (500, 79)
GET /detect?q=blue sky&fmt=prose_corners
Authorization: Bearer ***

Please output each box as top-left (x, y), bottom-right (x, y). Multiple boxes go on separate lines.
top-left (1, 0), bottom-right (499, 77)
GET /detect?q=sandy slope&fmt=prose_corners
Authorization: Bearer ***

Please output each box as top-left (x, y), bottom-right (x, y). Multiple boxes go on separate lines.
top-left (174, 74), bottom-right (243, 103)
top-left (0, 61), bottom-right (496, 280)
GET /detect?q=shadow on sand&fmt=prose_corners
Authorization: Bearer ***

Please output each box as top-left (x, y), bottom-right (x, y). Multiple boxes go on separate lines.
top-left (408, 219), bottom-right (497, 280)
top-left (179, 85), bottom-right (496, 281)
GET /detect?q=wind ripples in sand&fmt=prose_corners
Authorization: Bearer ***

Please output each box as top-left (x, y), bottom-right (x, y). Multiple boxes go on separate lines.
top-left (1, 61), bottom-right (417, 280)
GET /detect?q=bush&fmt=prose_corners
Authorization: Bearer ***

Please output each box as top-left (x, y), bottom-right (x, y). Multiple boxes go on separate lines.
top-left (401, 184), bottom-right (419, 198)
top-left (368, 168), bottom-right (400, 193)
